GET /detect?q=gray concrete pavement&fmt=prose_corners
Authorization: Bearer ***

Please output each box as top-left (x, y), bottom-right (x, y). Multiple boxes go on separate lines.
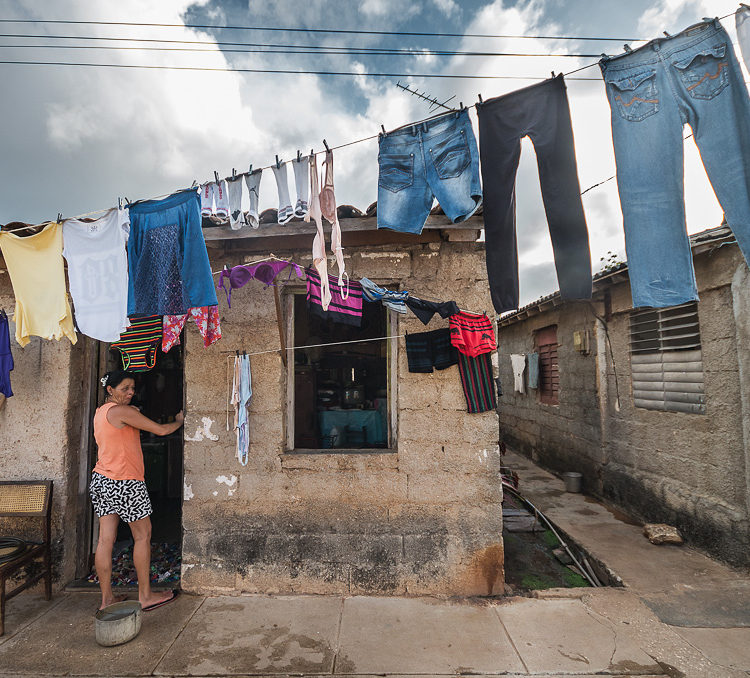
top-left (0, 451), bottom-right (748, 676)
top-left (0, 588), bottom-right (740, 677)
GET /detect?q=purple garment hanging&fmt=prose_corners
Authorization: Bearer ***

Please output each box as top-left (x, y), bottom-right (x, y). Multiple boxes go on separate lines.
top-left (217, 259), bottom-right (303, 306)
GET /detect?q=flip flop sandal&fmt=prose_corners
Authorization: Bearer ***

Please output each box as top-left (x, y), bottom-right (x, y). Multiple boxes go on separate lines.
top-left (143, 589), bottom-right (179, 612)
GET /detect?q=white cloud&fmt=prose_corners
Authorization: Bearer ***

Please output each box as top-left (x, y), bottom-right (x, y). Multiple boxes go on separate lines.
top-left (361, 0), bottom-right (420, 17)
top-left (1, 0), bottom-right (743, 310)
top-left (432, 0), bottom-right (459, 16)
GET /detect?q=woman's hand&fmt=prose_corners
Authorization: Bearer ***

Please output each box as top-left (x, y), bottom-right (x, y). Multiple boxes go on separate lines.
top-left (175, 410), bottom-right (184, 425)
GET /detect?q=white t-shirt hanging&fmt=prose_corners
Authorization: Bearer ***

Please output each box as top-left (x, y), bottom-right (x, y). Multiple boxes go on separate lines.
top-left (62, 208), bottom-right (130, 342)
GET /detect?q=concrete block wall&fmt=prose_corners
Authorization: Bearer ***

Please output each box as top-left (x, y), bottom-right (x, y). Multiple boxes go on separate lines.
top-left (601, 247), bottom-right (750, 567)
top-left (181, 241), bottom-right (503, 596)
top-left (496, 245), bottom-right (750, 568)
top-left (0, 271), bottom-right (87, 587)
top-left (496, 302), bottom-right (602, 491)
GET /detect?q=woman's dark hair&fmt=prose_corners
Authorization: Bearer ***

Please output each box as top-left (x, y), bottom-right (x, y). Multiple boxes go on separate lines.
top-left (101, 370), bottom-right (135, 391)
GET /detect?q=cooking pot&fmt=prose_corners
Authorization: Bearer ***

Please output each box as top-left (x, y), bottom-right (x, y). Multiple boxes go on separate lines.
top-left (342, 385), bottom-right (364, 407)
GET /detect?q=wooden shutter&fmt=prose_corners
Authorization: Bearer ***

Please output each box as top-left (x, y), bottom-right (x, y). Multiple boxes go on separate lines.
top-left (536, 326), bottom-right (559, 405)
top-left (629, 302), bottom-right (705, 414)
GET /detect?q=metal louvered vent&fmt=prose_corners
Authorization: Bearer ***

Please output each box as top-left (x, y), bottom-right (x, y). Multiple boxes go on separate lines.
top-left (629, 302), bottom-right (705, 414)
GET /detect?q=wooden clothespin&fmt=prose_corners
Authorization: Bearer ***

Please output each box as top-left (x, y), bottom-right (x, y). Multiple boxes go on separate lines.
top-left (248, 164), bottom-right (253, 175)
top-left (551, 71), bottom-right (556, 78)
top-left (310, 148), bottom-right (314, 158)
top-left (118, 197), bottom-right (123, 210)
top-left (323, 139), bottom-right (330, 152)
top-left (214, 171), bottom-right (220, 184)
top-left (381, 124), bottom-right (387, 135)
top-left (296, 149), bottom-right (302, 162)
top-left (191, 179), bottom-right (198, 188)
top-left (459, 102), bottom-right (464, 110)
top-left (56, 212), bottom-right (63, 223)
top-left (275, 155), bottom-right (281, 169)
top-left (232, 168), bottom-right (237, 179)
top-left (477, 93), bottom-right (483, 104)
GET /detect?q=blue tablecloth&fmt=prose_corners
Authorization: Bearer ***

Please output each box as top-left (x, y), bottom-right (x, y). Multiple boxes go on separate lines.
top-left (318, 409), bottom-right (387, 447)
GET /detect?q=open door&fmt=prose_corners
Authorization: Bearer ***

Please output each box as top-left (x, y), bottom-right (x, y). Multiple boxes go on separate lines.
top-left (80, 337), bottom-right (184, 590)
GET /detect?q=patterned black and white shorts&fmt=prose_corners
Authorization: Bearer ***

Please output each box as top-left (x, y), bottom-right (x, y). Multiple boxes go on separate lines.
top-left (89, 472), bottom-right (153, 523)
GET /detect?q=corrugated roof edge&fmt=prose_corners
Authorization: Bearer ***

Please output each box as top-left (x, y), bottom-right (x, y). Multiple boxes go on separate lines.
top-left (497, 222), bottom-right (735, 327)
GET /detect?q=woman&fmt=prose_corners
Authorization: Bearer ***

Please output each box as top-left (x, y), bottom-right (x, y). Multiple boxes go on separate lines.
top-left (90, 370), bottom-right (184, 611)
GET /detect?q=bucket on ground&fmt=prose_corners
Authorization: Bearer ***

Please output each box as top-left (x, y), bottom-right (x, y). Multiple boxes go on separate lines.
top-left (94, 601), bottom-right (142, 646)
top-left (562, 472), bottom-right (582, 493)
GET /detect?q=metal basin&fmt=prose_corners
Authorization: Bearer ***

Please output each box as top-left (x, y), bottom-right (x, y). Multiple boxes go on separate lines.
top-left (94, 601), bottom-right (142, 647)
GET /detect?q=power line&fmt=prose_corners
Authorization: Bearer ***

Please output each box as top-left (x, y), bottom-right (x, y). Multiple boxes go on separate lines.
top-left (0, 59), bottom-right (602, 79)
top-left (0, 32), bottom-right (610, 55)
top-left (0, 41), bottom-right (602, 59)
top-left (0, 19), bottom-right (644, 42)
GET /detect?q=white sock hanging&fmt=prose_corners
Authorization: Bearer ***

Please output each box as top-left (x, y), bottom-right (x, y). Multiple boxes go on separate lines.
top-left (292, 155), bottom-right (310, 218)
top-left (226, 177), bottom-right (244, 230)
top-left (272, 161), bottom-right (294, 224)
top-left (244, 169), bottom-right (262, 229)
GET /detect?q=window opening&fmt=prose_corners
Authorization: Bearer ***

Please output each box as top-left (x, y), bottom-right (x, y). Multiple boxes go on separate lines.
top-left (292, 294), bottom-right (391, 451)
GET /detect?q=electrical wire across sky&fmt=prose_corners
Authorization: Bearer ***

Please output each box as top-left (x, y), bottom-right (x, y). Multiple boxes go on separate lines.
top-left (0, 10), bottom-right (740, 225)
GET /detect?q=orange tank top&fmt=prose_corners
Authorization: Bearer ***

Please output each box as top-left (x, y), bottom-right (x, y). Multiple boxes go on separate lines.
top-left (93, 402), bottom-right (145, 481)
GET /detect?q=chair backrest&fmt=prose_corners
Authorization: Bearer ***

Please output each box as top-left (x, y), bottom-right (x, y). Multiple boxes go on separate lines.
top-left (0, 481), bottom-right (52, 518)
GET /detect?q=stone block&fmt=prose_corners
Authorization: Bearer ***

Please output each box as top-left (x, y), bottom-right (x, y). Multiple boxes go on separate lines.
top-left (180, 561), bottom-right (237, 593)
top-left (350, 562), bottom-right (406, 594)
top-left (353, 250), bottom-right (411, 279)
top-left (411, 244), bottom-right (441, 278)
top-left (398, 377), bottom-right (444, 410)
top-left (235, 561), bottom-right (351, 594)
top-left (403, 532), bottom-right (449, 563)
top-left (265, 533), bottom-right (403, 565)
top-left (398, 440), bottom-right (503, 474)
top-left (235, 469), bottom-right (408, 505)
top-left (406, 471), bottom-right (502, 505)
top-left (183, 468), bottom-right (240, 500)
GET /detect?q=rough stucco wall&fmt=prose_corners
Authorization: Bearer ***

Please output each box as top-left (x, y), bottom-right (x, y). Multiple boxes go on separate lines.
top-left (181, 241), bottom-right (503, 596)
top-left (602, 247), bottom-right (749, 567)
top-left (496, 245), bottom-right (750, 568)
top-left (0, 269), bottom-right (83, 587)
top-left (496, 303), bottom-right (602, 491)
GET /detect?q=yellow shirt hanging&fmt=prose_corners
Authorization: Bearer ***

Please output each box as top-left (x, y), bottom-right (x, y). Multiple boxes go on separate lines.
top-left (0, 222), bottom-right (77, 347)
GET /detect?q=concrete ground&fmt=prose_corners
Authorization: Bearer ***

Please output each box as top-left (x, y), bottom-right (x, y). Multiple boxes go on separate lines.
top-left (1, 452), bottom-right (748, 677)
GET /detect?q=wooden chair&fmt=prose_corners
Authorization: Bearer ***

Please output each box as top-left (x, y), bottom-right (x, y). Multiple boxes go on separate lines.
top-left (0, 481), bottom-right (53, 636)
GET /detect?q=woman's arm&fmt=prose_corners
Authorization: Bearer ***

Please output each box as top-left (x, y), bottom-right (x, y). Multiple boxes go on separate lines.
top-left (108, 406), bottom-right (184, 436)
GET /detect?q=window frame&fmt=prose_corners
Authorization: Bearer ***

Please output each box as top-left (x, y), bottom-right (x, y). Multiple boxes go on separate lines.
top-left (284, 288), bottom-right (398, 454)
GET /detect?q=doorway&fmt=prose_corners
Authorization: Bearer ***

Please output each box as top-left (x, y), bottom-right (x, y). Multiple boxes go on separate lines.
top-left (82, 337), bottom-right (184, 589)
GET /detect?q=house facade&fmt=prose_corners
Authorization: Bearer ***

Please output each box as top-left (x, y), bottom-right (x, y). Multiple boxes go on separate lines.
top-left (0, 213), bottom-right (504, 595)
top-left (495, 225), bottom-right (750, 568)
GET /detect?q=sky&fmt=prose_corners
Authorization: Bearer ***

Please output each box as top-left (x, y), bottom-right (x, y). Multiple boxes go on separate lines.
top-left (0, 0), bottom-right (743, 307)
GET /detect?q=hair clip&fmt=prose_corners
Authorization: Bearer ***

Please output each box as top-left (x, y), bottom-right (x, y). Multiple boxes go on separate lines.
top-left (100, 375), bottom-right (109, 387)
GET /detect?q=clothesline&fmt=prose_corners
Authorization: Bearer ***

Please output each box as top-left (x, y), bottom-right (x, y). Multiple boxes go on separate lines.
top-left (0, 9), bottom-right (740, 235)
top-left (0, 56), bottom-right (632, 232)
top-left (222, 333), bottom-right (407, 359)
top-left (211, 253), bottom-right (488, 316)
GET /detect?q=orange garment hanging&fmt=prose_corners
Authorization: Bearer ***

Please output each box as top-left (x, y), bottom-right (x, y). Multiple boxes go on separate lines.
top-left (0, 222), bottom-right (77, 346)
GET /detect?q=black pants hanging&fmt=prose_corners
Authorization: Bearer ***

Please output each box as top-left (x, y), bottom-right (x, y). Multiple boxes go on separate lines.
top-left (477, 75), bottom-right (592, 313)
